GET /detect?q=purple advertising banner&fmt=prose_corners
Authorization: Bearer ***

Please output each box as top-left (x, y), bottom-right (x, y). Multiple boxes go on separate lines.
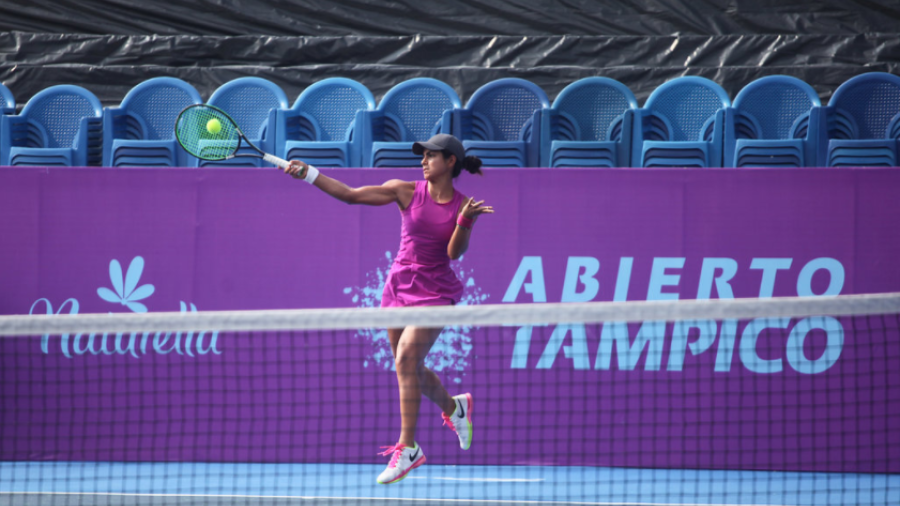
top-left (1, 166), bottom-right (899, 472)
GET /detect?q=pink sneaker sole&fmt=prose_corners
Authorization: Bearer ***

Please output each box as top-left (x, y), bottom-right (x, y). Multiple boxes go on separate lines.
top-left (378, 456), bottom-right (426, 485)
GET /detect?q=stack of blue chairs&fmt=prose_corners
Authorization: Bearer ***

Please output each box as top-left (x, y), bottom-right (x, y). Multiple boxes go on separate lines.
top-left (276, 78), bottom-right (375, 168)
top-left (0, 84), bottom-right (14, 116)
top-left (0, 85), bottom-right (102, 166)
top-left (724, 75), bottom-right (824, 168)
top-left (197, 77), bottom-right (289, 168)
top-left (824, 72), bottom-right (900, 167)
top-left (1, 72), bottom-right (900, 169)
top-left (453, 78), bottom-right (549, 167)
top-left (633, 76), bottom-right (730, 168)
top-left (0, 84), bottom-right (15, 156)
top-left (541, 77), bottom-right (637, 168)
top-left (360, 78), bottom-right (460, 167)
top-left (103, 77), bottom-right (202, 167)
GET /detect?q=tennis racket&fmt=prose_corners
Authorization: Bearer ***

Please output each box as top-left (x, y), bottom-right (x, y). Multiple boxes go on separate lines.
top-left (174, 104), bottom-right (291, 169)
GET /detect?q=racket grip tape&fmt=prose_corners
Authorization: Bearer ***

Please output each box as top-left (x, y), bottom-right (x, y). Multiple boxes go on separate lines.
top-left (263, 153), bottom-right (291, 170)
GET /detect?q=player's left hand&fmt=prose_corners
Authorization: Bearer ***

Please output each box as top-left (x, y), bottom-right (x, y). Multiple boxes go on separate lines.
top-left (460, 197), bottom-right (494, 220)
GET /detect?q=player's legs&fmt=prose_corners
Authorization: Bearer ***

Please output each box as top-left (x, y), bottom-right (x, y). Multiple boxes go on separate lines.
top-left (387, 328), bottom-right (455, 416)
top-left (376, 326), bottom-right (442, 484)
top-left (418, 367), bottom-right (456, 416)
top-left (378, 326), bottom-right (473, 483)
top-left (392, 325), bottom-right (445, 446)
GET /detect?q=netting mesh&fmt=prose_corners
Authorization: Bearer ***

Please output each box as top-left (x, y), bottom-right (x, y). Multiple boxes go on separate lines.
top-left (1, 295), bottom-right (898, 505)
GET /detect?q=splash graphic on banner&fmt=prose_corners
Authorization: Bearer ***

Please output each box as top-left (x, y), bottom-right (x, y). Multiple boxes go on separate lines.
top-left (30, 256), bottom-right (220, 358)
top-left (343, 251), bottom-right (489, 383)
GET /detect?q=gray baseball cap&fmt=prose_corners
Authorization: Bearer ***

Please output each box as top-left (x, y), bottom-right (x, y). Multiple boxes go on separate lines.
top-left (412, 134), bottom-right (465, 164)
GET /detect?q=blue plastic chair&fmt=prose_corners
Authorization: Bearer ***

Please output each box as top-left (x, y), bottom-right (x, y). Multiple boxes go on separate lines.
top-left (541, 77), bottom-right (637, 168)
top-left (0, 83), bottom-right (14, 115)
top-left (359, 78), bottom-right (460, 168)
top-left (0, 85), bottom-right (102, 166)
top-left (103, 77), bottom-right (202, 167)
top-left (453, 78), bottom-right (550, 167)
top-left (724, 76), bottom-right (824, 168)
top-left (633, 77), bottom-right (731, 168)
top-left (824, 72), bottom-right (900, 167)
top-left (199, 77), bottom-right (289, 168)
top-left (0, 83), bottom-right (16, 164)
top-left (276, 78), bottom-right (375, 168)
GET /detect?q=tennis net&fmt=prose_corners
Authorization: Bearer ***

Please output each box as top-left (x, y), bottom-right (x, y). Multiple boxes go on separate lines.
top-left (1, 293), bottom-right (898, 506)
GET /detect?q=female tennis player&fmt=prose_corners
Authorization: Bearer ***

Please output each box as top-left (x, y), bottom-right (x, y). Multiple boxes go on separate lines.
top-left (283, 134), bottom-right (492, 485)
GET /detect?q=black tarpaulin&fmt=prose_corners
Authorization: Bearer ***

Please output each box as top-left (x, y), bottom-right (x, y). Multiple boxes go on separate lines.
top-left (0, 1), bottom-right (897, 108)
top-left (1, 0), bottom-right (899, 37)
top-left (1, 32), bottom-right (898, 108)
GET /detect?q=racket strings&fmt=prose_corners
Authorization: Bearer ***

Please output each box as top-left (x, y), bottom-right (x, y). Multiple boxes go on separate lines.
top-left (175, 105), bottom-right (242, 161)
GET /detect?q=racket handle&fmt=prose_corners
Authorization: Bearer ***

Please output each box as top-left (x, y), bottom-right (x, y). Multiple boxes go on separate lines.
top-left (263, 153), bottom-right (291, 170)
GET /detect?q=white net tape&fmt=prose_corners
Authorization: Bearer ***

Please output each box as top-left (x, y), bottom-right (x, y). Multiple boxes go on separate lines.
top-left (2, 292), bottom-right (898, 336)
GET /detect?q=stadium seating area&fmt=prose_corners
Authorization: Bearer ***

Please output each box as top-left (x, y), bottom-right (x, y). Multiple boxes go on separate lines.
top-left (1, 72), bottom-right (898, 168)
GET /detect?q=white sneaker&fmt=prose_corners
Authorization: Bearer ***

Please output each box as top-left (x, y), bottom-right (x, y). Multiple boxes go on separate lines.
top-left (441, 393), bottom-right (473, 450)
top-left (376, 442), bottom-right (426, 484)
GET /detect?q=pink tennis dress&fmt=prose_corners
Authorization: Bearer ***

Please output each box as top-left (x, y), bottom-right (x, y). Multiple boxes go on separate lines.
top-left (381, 180), bottom-right (465, 307)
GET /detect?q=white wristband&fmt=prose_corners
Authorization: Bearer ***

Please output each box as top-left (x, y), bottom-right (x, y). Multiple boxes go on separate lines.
top-left (303, 165), bottom-right (319, 184)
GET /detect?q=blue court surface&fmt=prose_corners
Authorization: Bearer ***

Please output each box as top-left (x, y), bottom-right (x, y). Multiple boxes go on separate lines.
top-left (0, 462), bottom-right (897, 506)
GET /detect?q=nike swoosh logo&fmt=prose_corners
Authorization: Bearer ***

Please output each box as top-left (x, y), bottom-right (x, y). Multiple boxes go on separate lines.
top-left (457, 401), bottom-right (466, 419)
top-left (410, 448), bottom-right (420, 461)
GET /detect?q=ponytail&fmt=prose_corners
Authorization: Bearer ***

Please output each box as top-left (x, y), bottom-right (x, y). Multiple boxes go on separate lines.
top-left (462, 156), bottom-right (483, 175)
top-left (450, 153), bottom-right (483, 178)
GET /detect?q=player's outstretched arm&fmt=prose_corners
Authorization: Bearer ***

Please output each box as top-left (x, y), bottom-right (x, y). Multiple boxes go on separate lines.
top-left (284, 160), bottom-right (412, 206)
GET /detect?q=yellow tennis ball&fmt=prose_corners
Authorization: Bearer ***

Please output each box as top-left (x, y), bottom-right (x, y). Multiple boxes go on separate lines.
top-left (206, 118), bottom-right (222, 135)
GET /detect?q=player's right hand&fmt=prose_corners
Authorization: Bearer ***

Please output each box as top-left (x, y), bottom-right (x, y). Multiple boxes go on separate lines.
top-left (285, 160), bottom-right (308, 179)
